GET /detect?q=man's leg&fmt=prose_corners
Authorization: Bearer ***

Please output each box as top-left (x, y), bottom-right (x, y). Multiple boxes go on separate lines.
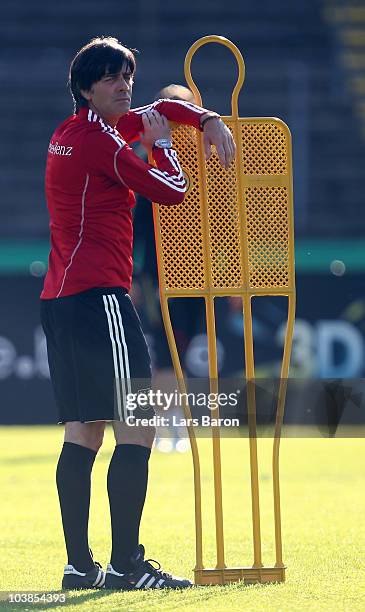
top-left (56, 421), bottom-right (105, 572)
top-left (107, 422), bottom-right (155, 572)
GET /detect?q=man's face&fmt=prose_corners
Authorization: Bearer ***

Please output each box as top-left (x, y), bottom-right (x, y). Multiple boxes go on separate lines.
top-left (81, 61), bottom-right (134, 123)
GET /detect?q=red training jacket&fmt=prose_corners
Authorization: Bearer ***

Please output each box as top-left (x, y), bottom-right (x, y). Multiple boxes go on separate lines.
top-left (41, 99), bottom-right (211, 299)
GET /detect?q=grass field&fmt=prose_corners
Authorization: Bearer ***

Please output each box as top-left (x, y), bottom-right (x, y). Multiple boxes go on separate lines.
top-left (0, 426), bottom-right (364, 611)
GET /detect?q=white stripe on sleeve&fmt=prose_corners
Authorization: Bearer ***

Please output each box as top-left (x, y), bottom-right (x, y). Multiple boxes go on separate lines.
top-left (132, 104), bottom-right (153, 115)
top-left (164, 148), bottom-right (184, 178)
top-left (150, 163), bottom-right (185, 185)
top-left (148, 168), bottom-right (186, 192)
top-left (154, 99), bottom-right (204, 115)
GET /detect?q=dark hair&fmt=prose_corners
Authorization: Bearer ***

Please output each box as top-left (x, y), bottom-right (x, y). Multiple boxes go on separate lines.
top-left (69, 36), bottom-right (137, 112)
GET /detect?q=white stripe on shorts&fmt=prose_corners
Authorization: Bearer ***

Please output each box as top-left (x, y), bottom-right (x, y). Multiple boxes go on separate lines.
top-left (109, 294), bottom-right (132, 419)
top-left (103, 294), bottom-right (127, 421)
top-left (111, 294), bottom-right (132, 397)
top-left (103, 295), bottom-right (123, 420)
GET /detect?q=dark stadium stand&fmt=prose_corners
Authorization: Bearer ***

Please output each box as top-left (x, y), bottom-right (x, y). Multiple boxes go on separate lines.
top-left (1, 0), bottom-right (365, 238)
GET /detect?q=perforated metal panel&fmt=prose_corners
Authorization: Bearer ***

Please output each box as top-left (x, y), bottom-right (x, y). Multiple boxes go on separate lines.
top-left (157, 125), bottom-right (206, 290)
top-left (242, 122), bottom-right (288, 175)
top-left (206, 125), bottom-right (243, 290)
top-left (246, 186), bottom-right (290, 288)
top-left (155, 118), bottom-right (294, 296)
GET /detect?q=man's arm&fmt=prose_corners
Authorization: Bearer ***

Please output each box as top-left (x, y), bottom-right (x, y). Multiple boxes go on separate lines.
top-left (117, 99), bottom-right (236, 169)
top-left (84, 130), bottom-right (186, 205)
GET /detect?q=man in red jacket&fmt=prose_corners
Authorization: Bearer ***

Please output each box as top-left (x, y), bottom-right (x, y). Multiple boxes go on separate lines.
top-left (40, 36), bottom-right (235, 591)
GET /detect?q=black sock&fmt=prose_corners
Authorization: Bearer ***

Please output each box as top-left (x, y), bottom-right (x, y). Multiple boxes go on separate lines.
top-left (56, 442), bottom-right (96, 572)
top-left (108, 444), bottom-right (151, 572)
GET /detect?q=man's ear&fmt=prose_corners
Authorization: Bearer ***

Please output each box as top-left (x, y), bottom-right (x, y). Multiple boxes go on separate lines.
top-left (80, 88), bottom-right (92, 101)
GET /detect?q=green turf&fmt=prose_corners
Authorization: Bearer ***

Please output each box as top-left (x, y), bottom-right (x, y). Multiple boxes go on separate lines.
top-left (0, 426), bottom-right (364, 611)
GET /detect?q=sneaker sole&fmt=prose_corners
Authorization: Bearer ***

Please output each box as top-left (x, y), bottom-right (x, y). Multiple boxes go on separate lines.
top-left (104, 574), bottom-right (135, 591)
top-left (62, 575), bottom-right (105, 590)
top-left (104, 574), bottom-right (193, 591)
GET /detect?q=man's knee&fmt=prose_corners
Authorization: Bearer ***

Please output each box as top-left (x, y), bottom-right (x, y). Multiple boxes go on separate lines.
top-left (64, 421), bottom-right (106, 452)
top-left (112, 422), bottom-right (156, 448)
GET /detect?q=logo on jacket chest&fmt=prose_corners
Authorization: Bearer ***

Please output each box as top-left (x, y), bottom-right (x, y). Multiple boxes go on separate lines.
top-left (48, 140), bottom-right (73, 157)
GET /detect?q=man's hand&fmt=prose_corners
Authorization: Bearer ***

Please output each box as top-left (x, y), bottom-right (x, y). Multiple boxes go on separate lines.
top-left (140, 110), bottom-right (171, 151)
top-left (202, 116), bottom-right (236, 169)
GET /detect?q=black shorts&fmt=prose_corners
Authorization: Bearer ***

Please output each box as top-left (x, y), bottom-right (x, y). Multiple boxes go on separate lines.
top-left (40, 287), bottom-right (152, 423)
